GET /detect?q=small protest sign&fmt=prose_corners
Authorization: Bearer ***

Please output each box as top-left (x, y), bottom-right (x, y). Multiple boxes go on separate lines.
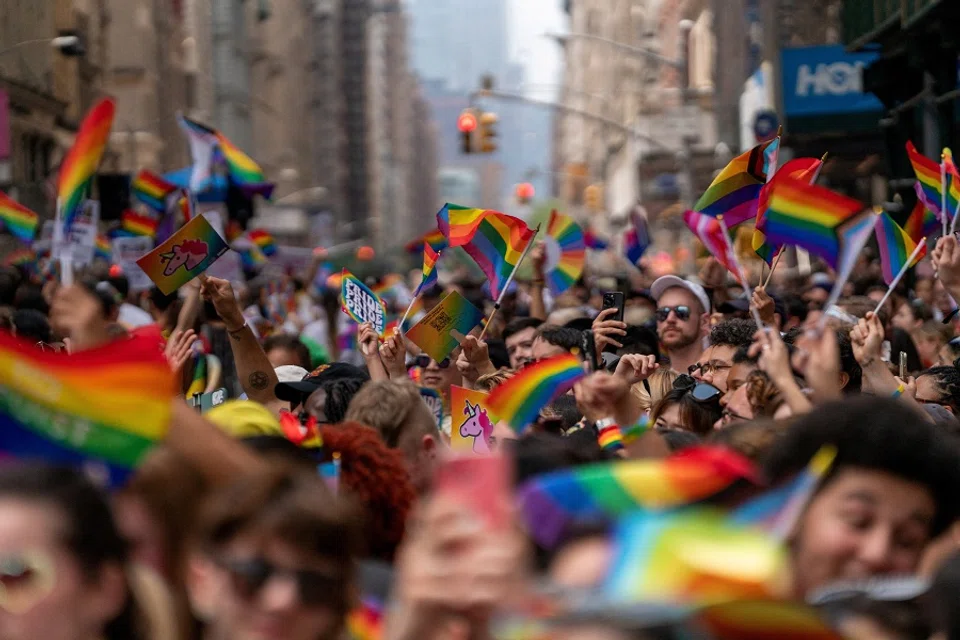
top-left (419, 387), bottom-right (444, 430)
top-left (53, 200), bottom-right (99, 267)
top-left (186, 387), bottom-right (228, 413)
top-left (136, 215), bottom-right (228, 294)
top-left (450, 385), bottom-right (497, 455)
top-left (111, 236), bottom-right (154, 292)
top-left (340, 269), bottom-right (386, 335)
top-left (405, 291), bottom-right (484, 363)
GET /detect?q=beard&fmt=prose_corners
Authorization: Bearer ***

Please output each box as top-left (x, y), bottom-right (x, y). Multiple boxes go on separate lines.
top-left (660, 326), bottom-right (699, 350)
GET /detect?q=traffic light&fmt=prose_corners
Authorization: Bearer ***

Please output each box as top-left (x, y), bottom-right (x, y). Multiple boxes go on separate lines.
top-left (478, 112), bottom-right (498, 153)
top-left (584, 184), bottom-right (603, 212)
top-left (515, 182), bottom-right (535, 204)
top-left (457, 109), bottom-right (478, 154)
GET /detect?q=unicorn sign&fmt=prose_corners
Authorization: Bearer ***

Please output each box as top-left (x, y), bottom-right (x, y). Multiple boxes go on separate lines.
top-left (137, 214), bottom-right (229, 295)
top-left (450, 386), bottom-right (498, 454)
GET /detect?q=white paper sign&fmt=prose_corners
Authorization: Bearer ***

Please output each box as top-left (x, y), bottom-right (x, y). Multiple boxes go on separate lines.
top-left (53, 200), bottom-right (99, 267)
top-left (111, 236), bottom-right (154, 292)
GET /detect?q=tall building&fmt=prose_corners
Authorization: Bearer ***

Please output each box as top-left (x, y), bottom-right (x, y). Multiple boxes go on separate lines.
top-left (209, 0), bottom-right (261, 152)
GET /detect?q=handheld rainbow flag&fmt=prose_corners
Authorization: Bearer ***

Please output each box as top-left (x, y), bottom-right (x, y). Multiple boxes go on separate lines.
top-left (436, 203), bottom-right (536, 300)
top-left (693, 137), bottom-right (779, 227)
top-left (543, 210), bottom-right (585, 295)
top-left (137, 214), bottom-right (229, 295)
top-left (762, 174), bottom-right (866, 270)
top-left (517, 446), bottom-right (759, 548)
top-left (752, 157), bottom-right (823, 265)
top-left (904, 195), bottom-right (939, 244)
top-left (583, 228), bottom-right (609, 250)
top-left (683, 210), bottom-right (738, 276)
top-left (185, 352), bottom-right (207, 399)
top-left (131, 169), bottom-right (178, 212)
top-left (0, 191), bottom-right (39, 243)
top-left (603, 507), bottom-right (789, 605)
top-left (94, 234), bottom-right (112, 262)
top-left (58, 98), bottom-right (116, 233)
top-left (414, 244), bottom-right (441, 296)
top-left (0, 331), bottom-right (175, 487)
top-left (907, 141), bottom-right (949, 222)
top-left (875, 210), bottom-right (927, 285)
top-left (404, 229), bottom-right (448, 254)
top-left (121, 210), bottom-right (159, 238)
top-left (174, 189), bottom-right (196, 224)
top-left (487, 354), bottom-right (585, 433)
top-left (248, 229), bottom-right (277, 257)
top-left (214, 132), bottom-right (274, 198)
top-left (4, 248), bottom-right (36, 269)
top-left (237, 244), bottom-right (267, 270)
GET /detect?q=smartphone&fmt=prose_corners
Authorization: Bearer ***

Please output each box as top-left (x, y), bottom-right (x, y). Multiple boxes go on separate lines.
top-left (580, 330), bottom-right (599, 372)
top-left (899, 351), bottom-right (907, 379)
top-left (434, 455), bottom-right (512, 530)
top-left (601, 291), bottom-right (625, 323)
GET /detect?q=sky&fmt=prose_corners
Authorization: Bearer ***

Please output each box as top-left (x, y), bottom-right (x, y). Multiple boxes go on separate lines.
top-left (508, 0), bottom-right (567, 101)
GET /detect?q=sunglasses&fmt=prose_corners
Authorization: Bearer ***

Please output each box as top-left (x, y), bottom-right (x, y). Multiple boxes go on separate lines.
top-left (217, 556), bottom-right (342, 607)
top-left (673, 374), bottom-right (722, 403)
top-left (656, 305), bottom-right (691, 322)
top-left (0, 551), bottom-right (56, 614)
top-left (414, 355), bottom-right (451, 369)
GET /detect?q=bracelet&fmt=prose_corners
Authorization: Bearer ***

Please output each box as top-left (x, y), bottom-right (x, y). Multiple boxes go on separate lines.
top-left (621, 414), bottom-right (651, 444)
top-left (891, 382), bottom-right (905, 398)
top-left (595, 419), bottom-right (624, 452)
top-left (226, 321), bottom-right (248, 334)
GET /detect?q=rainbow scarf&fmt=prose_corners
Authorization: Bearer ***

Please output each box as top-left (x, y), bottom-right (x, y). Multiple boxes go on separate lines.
top-left (0, 331), bottom-right (175, 487)
top-left (436, 203), bottom-right (535, 299)
top-left (0, 191), bottom-right (39, 243)
top-left (131, 169), bottom-right (178, 212)
top-left (58, 98), bottom-right (115, 233)
top-left (874, 210), bottom-right (927, 286)
top-left (694, 137), bottom-right (779, 227)
top-left (487, 354), bottom-right (584, 433)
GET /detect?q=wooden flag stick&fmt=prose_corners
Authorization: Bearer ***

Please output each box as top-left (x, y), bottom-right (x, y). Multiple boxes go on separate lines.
top-left (763, 250), bottom-right (784, 289)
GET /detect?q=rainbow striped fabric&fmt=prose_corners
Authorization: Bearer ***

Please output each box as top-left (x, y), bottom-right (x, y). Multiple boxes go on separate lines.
top-left (404, 229), bottom-right (448, 254)
top-left (0, 331), bottom-right (175, 487)
top-left (516, 446), bottom-right (759, 548)
top-left (131, 170), bottom-right (178, 212)
top-left (414, 244), bottom-right (441, 296)
top-left (0, 191), bottom-right (39, 243)
top-left (752, 157), bottom-right (824, 264)
top-left (904, 195), bottom-right (939, 244)
top-left (694, 600), bottom-right (843, 640)
top-left (907, 141), bottom-right (954, 221)
top-left (436, 203), bottom-right (535, 299)
top-left (346, 598), bottom-right (382, 640)
top-left (683, 210), bottom-right (738, 276)
top-left (58, 98), bottom-right (115, 233)
top-left (762, 174), bottom-right (865, 270)
top-left (487, 354), bottom-right (585, 433)
top-left (693, 137), bottom-right (779, 227)
top-left (4, 248), bottom-right (36, 269)
top-left (624, 211), bottom-right (650, 266)
top-left (597, 424), bottom-right (623, 452)
top-left (94, 234), bottom-right (112, 262)
top-left (121, 210), bottom-right (159, 238)
top-left (214, 132), bottom-right (274, 198)
top-left (248, 229), bottom-right (277, 257)
top-left (544, 210), bottom-right (585, 295)
top-left (874, 210), bottom-right (927, 285)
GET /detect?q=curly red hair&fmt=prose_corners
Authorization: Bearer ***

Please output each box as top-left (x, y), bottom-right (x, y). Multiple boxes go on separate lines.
top-left (319, 422), bottom-right (416, 562)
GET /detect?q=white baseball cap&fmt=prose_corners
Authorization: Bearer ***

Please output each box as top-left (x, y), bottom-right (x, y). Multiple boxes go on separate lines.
top-left (274, 365), bottom-right (309, 383)
top-left (650, 275), bottom-right (711, 314)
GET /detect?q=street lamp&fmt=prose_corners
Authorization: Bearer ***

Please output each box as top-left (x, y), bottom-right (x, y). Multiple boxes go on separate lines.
top-left (544, 32), bottom-right (682, 69)
top-left (0, 35), bottom-right (82, 58)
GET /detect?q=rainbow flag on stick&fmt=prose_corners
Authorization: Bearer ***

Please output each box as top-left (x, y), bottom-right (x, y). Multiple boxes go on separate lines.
top-left (248, 228), bottom-right (277, 257)
top-left (683, 210), bottom-right (739, 276)
top-left (414, 244), bottom-right (441, 296)
top-left (693, 137), bottom-right (779, 227)
top-left (58, 97), bottom-right (115, 233)
top-left (875, 210), bottom-right (928, 286)
top-left (487, 353), bottom-right (585, 433)
top-left (94, 234), bottom-right (112, 262)
top-left (131, 170), bottom-right (178, 212)
top-left (752, 157), bottom-right (824, 265)
top-left (121, 210), bottom-right (159, 238)
top-left (215, 132), bottom-right (274, 198)
top-left (907, 141), bottom-right (952, 229)
top-left (0, 331), bottom-right (175, 487)
top-left (404, 229), bottom-right (447, 254)
top-left (904, 196), bottom-right (939, 244)
top-left (0, 191), bottom-right (39, 243)
top-left (436, 203), bottom-right (536, 300)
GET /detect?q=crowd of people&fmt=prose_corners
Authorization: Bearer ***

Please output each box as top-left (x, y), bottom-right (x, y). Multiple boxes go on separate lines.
top-left (5, 229), bottom-right (960, 640)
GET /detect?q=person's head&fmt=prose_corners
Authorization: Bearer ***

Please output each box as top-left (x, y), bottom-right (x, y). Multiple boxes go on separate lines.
top-left (630, 367), bottom-right (678, 413)
top-left (502, 317), bottom-right (542, 369)
top-left (650, 276), bottom-right (710, 353)
top-left (531, 325), bottom-right (581, 362)
top-left (106, 273), bottom-right (131, 302)
top-left (264, 334), bottom-right (312, 371)
top-left (938, 337), bottom-right (960, 367)
top-left (414, 352), bottom-right (462, 394)
top-left (318, 423), bottom-right (415, 562)
top-left (708, 418), bottom-right (786, 462)
top-left (780, 293), bottom-right (808, 331)
top-left (305, 377), bottom-right (369, 425)
top-left (0, 464), bottom-right (144, 640)
top-left (693, 319), bottom-right (757, 392)
top-left (915, 364), bottom-right (960, 414)
top-left (893, 300), bottom-right (933, 332)
top-left (344, 380), bottom-right (441, 494)
top-left (915, 321), bottom-right (951, 368)
top-left (10, 309), bottom-right (51, 345)
top-left (650, 377), bottom-right (722, 436)
top-left (717, 345), bottom-right (759, 429)
top-left (836, 330), bottom-right (862, 394)
top-left (188, 465), bottom-right (360, 640)
top-left (915, 277), bottom-right (935, 306)
top-left (275, 363), bottom-right (370, 413)
top-left (147, 287), bottom-right (178, 318)
top-left (763, 397), bottom-right (960, 597)
top-left (803, 283), bottom-right (831, 310)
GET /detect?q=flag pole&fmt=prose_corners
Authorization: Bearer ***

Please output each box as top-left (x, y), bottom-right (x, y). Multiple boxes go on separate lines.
top-left (398, 293), bottom-right (421, 333)
top-left (479, 223), bottom-right (542, 340)
top-left (942, 156), bottom-right (948, 237)
top-left (763, 250), bottom-right (784, 289)
top-left (816, 210), bottom-right (881, 332)
top-left (55, 198), bottom-right (74, 285)
top-left (873, 238), bottom-right (927, 315)
top-left (717, 216), bottom-right (765, 328)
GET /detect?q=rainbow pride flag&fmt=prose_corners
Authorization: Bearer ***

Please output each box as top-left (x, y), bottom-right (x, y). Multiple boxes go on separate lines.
top-left (131, 169), bottom-right (177, 212)
top-left (58, 98), bottom-right (115, 233)
top-left (414, 244), bottom-right (441, 296)
top-left (436, 203), bottom-right (535, 299)
top-left (683, 210), bottom-right (738, 276)
top-left (904, 196), bottom-right (939, 244)
top-left (248, 229), bottom-right (277, 257)
top-left (762, 174), bottom-right (865, 270)
top-left (487, 353), bottom-right (585, 433)
top-left (0, 191), bottom-right (39, 243)
top-left (121, 210), bottom-right (159, 238)
top-left (0, 331), bottom-right (175, 486)
top-left (693, 137), bottom-right (779, 227)
top-left (907, 141), bottom-right (950, 221)
top-left (186, 352), bottom-right (207, 398)
top-left (4, 248), bottom-right (36, 269)
top-left (94, 234), bottom-right (112, 262)
top-left (752, 157), bottom-right (826, 265)
top-left (517, 446), bottom-right (759, 548)
top-left (875, 210), bottom-right (927, 285)
top-left (346, 598), bottom-right (382, 640)
top-left (214, 132), bottom-right (274, 198)
top-left (404, 229), bottom-right (447, 254)
top-left (544, 210), bottom-right (585, 294)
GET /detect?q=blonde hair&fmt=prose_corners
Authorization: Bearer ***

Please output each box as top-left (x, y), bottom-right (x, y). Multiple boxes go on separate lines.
top-left (632, 368), bottom-right (678, 412)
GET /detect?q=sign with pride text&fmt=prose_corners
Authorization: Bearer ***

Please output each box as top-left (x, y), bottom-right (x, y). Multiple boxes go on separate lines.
top-left (340, 269), bottom-right (386, 335)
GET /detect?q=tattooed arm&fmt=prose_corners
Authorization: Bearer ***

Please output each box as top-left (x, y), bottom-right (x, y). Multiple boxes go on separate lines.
top-left (200, 276), bottom-right (282, 411)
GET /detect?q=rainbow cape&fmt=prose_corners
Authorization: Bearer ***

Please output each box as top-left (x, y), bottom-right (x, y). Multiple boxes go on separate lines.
top-left (0, 191), bottom-right (39, 243)
top-left (517, 446), bottom-right (759, 548)
top-left (762, 174), bottom-right (865, 270)
top-left (904, 196), bottom-right (939, 244)
top-left (0, 331), bottom-right (175, 487)
top-left (131, 169), bottom-right (178, 212)
top-left (875, 210), bottom-right (927, 285)
top-left (487, 353), bottom-right (585, 433)
top-left (414, 244), bottom-right (441, 296)
top-left (436, 203), bottom-right (536, 299)
top-left (544, 210), bottom-right (585, 295)
top-left (121, 210), bottom-right (159, 238)
top-left (58, 98), bottom-right (115, 233)
top-left (693, 137), bottom-right (779, 227)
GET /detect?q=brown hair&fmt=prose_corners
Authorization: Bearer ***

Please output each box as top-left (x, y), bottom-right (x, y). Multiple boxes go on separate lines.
top-left (344, 380), bottom-right (437, 448)
top-left (475, 369), bottom-right (515, 392)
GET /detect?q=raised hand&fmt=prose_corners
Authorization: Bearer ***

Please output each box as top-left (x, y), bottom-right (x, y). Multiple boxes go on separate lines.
top-left (613, 354), bottom-right (658, 385)
top-left (592, 307), bottom-right (627, 355)
top-left (199, 276), bottom-right (245, 331)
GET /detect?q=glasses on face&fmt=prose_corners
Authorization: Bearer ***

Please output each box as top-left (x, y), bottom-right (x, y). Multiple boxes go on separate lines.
top-left (673, 374), bottom-right (722, 403)
top-left (656, 305), bottom-right (691, 322)
top-left (217, 556), bottom-right (342, 607)
top-left (0, 551), bottom-right (56, 614)
top-left (688, 361), bottom-right (732, 376)
top-left (414, 355), bottom-right (450, 369)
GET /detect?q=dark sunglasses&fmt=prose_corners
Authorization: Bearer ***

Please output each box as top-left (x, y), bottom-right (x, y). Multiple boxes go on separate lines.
top-left (673, 374), bottom-right (722, 403)
top-left (414, 355), bottom-right (450, 369)
top-left (216, 556), bottom-right (342, 607)
top-left (656, 305), bottom-right (691, 322)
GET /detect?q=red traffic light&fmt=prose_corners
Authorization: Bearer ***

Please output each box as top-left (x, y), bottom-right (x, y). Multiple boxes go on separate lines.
top-left (458, 111), bottom-right (478, 133)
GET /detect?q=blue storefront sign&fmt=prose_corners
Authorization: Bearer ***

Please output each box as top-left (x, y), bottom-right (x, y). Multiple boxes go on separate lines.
top-left (781, 45), bottom-right (884, 117)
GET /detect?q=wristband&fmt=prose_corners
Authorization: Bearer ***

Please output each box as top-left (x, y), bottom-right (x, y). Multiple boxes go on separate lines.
top-left (621, 414), bottom-right (651, 444)
top-left (226, 321), bottom-right (248, 334)
top-left (595, 419), bottom-right (624, 452)
top-left (891, 382), bottom-right (905, 399)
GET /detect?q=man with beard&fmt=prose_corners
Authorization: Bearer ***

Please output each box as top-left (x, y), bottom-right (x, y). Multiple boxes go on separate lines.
top-left (650, 276), bottom-right (710, 374)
